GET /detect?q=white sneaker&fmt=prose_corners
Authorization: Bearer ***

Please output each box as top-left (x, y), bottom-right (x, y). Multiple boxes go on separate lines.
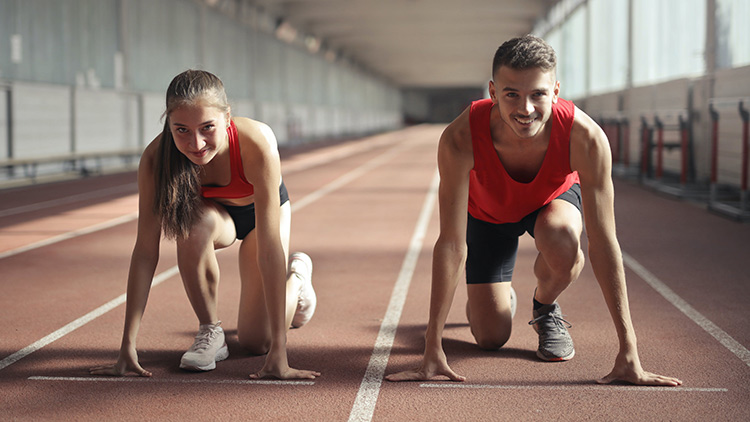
top-left (179, 322), bottom-right (229, 371)
top-left (290, 252), bottom-right (316, 328)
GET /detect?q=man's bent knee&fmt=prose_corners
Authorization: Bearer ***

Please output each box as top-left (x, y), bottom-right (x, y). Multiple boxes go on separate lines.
top-left (469, 314), bottom-right (512, 350)
top-left (473, 326), bottom-right (512, 350)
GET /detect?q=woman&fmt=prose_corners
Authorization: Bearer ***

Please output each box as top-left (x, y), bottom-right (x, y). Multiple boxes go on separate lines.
top-left (90, 70), bottom-right (319, 379)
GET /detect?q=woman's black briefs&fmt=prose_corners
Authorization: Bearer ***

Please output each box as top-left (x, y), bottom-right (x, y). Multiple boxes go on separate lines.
top-left (221, 181), bottom-right (290, 240)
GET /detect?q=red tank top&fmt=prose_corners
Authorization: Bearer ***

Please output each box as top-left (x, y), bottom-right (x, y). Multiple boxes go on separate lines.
top-left (468, 98), bottom-right (579, 224)
top-left (201, 121), bottom-right (255, 199)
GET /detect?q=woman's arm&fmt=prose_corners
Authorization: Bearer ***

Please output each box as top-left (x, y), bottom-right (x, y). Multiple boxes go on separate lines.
top-left (238, 119), bottom-right (319, 379)
top-left (90, 140), bottom-right (163, 377)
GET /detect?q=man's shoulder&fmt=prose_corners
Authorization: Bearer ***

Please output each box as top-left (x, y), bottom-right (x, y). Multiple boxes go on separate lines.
top-left (569, 105), bottom-right (611, 177)
top-left (570, 106), bottom-right (604, 145)
top-left (441, 106), bottom-right (474, 156)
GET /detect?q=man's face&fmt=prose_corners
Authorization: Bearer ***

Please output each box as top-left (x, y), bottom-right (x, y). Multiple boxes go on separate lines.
top-left (489, 66), bottom-right (559, 139)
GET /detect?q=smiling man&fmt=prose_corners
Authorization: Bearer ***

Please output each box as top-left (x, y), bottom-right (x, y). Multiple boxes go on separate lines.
top-left (386, 35), bottom-right (682, 386)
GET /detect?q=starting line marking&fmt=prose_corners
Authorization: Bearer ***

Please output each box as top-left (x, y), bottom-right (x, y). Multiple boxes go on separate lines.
top-left (419, 383), bottom-right (728, 392)
top-left (28, 376), bottom-right (314, 386)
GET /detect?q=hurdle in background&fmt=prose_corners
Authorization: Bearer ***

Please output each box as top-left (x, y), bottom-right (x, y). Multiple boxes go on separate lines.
top-left (708, 97), bottom-right (750, 220)
top-left (638, 109), bottom-right (697, 197)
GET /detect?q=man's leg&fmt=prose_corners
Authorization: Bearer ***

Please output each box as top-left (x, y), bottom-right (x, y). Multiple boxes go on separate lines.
top-left (529, 198), bottom-right (584, 361)
top-left (467, 282), bottom-right (516, 350)
top-left (465, 213), bottom-right (523, 350)
top-left (533, 199), bottom-right (584, 304)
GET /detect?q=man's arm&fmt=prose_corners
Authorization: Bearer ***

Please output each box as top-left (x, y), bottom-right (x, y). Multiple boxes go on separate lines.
top-left (571, 108), bottom-right (682, 386)
top-left (386, 109), bottom-right (474, 382)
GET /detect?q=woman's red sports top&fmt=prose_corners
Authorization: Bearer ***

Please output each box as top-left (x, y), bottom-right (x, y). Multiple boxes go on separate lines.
top-left (201, 121), bottom-right (255, 199)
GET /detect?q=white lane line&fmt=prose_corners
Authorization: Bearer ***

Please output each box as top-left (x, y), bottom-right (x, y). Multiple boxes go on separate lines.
top-left (0, 183), bottom-right (136, 218)
top-left (0, 136), bottom-right (407, 261)
top-left (290, 139), bottom-right (412, 213)
top-left (0, 213), bottom-right (138, 260)
top-left (281, 131), bottom-right (404, 174)
top-left (0, 266), bottom-right (179, 371)
top-left (622, 252), bottom-right (750, 368)
top-left (0, 139), bottom-right (417, 373)
top-left (419, 383), bottom-right (727, 392)
top-left (348, 170), bottom-right (440, 422)
top-left (28, 376), bottom-right (314, 386)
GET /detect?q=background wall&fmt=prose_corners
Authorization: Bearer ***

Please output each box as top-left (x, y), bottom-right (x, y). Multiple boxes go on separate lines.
top-left (0, 0), bottom-right (402, 182)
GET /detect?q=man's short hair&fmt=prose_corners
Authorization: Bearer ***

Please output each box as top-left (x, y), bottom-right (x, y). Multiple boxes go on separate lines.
top-left (492, 35), bottom-right (557, 78)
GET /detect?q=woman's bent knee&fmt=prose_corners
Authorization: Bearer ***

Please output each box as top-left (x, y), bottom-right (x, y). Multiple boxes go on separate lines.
top-left (238, 335), bottom-right (271, 355)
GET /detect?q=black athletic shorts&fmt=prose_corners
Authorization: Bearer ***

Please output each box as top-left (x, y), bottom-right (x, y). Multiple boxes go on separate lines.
top-left (221, 181), bottom-right (290, 240)
top-left (465, 183), bottom-right (582, 284)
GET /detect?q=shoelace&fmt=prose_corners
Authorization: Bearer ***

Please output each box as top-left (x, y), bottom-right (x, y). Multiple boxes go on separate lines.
top-left (528, 312), bottom-right (572, 332)
top-left (190, 328), bottom-right (219, 351)
top-left (290, 258), bottom-right (310, 278)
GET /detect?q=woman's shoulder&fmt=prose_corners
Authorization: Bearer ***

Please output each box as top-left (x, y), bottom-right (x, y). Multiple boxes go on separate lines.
top-left (143, 134), bottom-right (163, 158)
top-left (233, 116), bottom-right (271, 136)
top-left (136, 134), bottom-right (164, 174)
top-left (233, 117), bottom-right (278, 152)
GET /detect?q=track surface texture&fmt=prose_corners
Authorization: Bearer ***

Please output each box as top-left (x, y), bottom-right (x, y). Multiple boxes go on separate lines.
top-left (1, 125), bottom-right (748, 421)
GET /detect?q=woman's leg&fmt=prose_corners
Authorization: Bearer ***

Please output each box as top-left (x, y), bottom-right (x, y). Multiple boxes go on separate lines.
top-left (236, 202), bottom-right (304, 355)
top-left (176, 200), bottom-right (237, 371)
top-left (176, 200), bottom-right (237, 324)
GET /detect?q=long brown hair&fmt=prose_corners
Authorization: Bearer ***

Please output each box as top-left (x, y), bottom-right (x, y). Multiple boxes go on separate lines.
top-left (154, 70), bottom-right (229, 239)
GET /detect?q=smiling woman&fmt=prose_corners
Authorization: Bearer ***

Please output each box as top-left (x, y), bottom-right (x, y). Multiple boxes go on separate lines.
top-left (155, 71), bottom-right (231, 239)
top-left (89, 70), bottom-right (320, 380)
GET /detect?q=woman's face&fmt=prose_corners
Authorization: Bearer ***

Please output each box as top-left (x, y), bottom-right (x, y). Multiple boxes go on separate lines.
top-left (169, 102), bottom-right (230, 165)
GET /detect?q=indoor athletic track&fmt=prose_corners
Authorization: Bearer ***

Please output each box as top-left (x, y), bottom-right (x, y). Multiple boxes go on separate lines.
top-left (1, 125), bottom-right (749, 421)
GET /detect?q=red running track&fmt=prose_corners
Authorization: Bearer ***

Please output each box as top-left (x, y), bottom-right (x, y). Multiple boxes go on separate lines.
top-left (0, 125), bottom-right (749, 421)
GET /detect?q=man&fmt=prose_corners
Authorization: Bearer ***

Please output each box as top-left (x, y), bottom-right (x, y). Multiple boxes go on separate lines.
top-left (386, 35), bottom-right (681, 386)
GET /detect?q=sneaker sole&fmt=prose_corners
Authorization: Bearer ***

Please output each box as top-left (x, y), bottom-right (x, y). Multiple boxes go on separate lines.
top-left (179, 344), bottom-right (229, 371)
top-left (536, 348), bottom-right (575, 362)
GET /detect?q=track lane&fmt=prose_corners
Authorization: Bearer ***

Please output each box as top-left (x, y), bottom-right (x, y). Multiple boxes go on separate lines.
top-left (1, 126), bottom-right (749, 421)
top-left (0, 126), bottom-right (444, 421)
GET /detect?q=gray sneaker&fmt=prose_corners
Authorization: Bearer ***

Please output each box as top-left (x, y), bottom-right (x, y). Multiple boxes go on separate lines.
top-left (528, 303), bottom-right (574, 362)
top-left (180, 322), bottom-right (229, 371)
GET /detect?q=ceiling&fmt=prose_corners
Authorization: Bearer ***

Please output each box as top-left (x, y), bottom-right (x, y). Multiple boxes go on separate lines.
top-left (247, 0), bottom-right (558, 89)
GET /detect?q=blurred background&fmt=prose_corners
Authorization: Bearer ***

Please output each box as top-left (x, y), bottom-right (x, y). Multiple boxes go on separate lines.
top-left (0, 0), bottom-right (748, 218)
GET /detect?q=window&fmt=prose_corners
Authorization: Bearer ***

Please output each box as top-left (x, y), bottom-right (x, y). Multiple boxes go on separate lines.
top-left (631, 0), bottom-right (706, 85)
top-left (716, 0), bottom-right (750, 68)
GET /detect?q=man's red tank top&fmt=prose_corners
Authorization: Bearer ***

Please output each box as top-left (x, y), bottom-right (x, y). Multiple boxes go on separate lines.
top-left (201, 120), bottom-right (255, 199)
top-left (468, 98), bottom-right (579, 224)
